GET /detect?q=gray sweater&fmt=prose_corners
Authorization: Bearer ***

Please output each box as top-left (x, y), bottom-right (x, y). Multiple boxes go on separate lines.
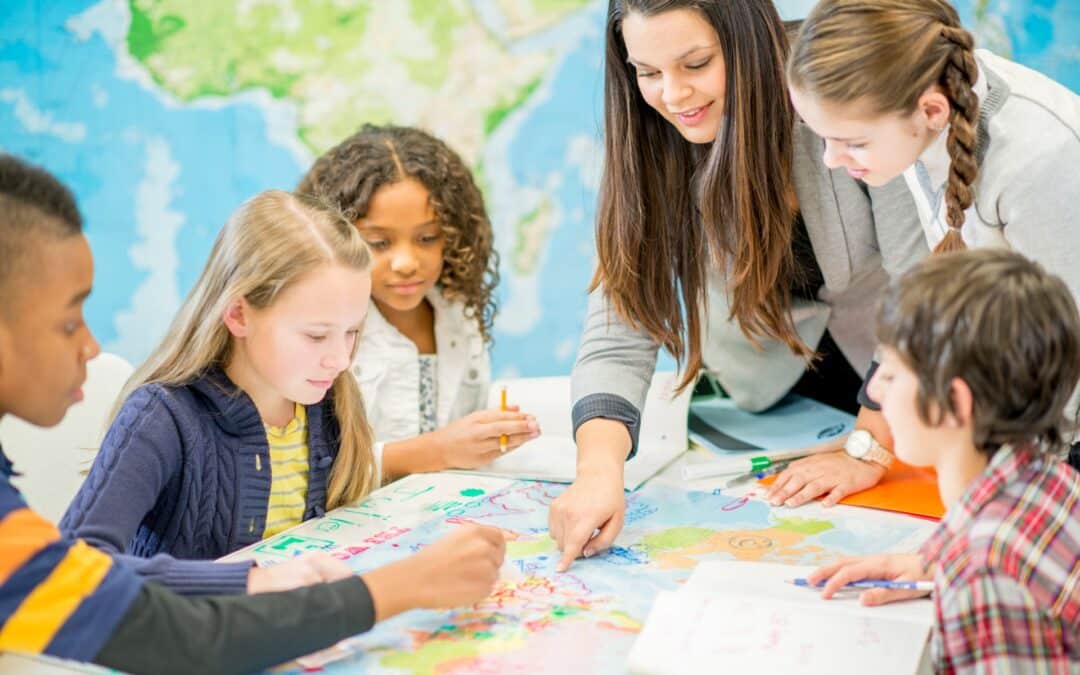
top-left (902, 50), bottom-right (1080, 435)
top-left (571, 122), bottom-right (926, 453)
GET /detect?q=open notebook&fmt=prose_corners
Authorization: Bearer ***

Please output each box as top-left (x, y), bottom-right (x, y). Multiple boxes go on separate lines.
top-left (454, 372), bottom-right (692, 490)
top-left (628, 561), bottom-right (933, 675)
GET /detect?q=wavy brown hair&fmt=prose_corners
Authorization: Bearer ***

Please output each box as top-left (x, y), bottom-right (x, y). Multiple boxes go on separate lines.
top-left (788, 0), bottom-right (979, 254)
top-left (298, 124), bottom-right (499, 342)
top-left (599, 0), bottom-right (809, 392)
top-left (877, 249), bottom-right (1080, 456)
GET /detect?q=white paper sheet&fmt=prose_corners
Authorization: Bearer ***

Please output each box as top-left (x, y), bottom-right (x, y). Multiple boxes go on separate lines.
top-left (454, 372), bottom-right (692, 490)
top-left (684, 561), bottom-right (933, 624)
top-left (628, 561), bottom-right (932, 675)
top-left (627, 589), bottom-right (930, 675)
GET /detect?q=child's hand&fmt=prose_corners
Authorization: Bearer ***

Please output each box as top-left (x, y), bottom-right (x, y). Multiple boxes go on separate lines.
top-left (765, 450), bottom-right (886, 507)
top-left (406, 524), bottom-right (507, 607)
top-left (808, 553), bottom-right (930, 605)
top-left (362, 524), bottom-right (506, 621)
top-left (435, 408), bottom-right (540, 469)
top-left (246, 551), bottom-right (355, 594)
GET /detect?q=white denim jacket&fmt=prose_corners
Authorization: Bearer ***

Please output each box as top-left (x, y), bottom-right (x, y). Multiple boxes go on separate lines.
top-left (352, 288), bottom-right (490, 471)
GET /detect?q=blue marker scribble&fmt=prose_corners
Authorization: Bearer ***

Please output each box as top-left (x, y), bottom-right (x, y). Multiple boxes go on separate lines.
top-left (600, 546), bottom-right (649, 566)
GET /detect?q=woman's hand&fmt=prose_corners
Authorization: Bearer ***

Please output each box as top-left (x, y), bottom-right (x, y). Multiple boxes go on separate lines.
top-left (764, 450), bottom-right (886, 507)
top-left (548, 418), bottom-right (631, 571)
top-left (808, 553), bottom-right (930, 606)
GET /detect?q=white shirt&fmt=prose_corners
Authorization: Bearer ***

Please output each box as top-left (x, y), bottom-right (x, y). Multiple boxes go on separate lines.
top-left (352, 288), bottom-right (491, 472)
top-left (901, 49), bottom-right (1079, 271)
top-left (901, 55), bottom-right (1009, 252)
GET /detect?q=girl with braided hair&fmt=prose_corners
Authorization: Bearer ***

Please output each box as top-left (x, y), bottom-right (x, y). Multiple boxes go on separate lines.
top-left (765, 0), bottom-right (1080, 508)
top-left (298, 124), bottom-right (540, 481)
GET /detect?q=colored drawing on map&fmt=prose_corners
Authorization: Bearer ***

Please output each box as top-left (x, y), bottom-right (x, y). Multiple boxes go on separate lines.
top-left (270, 480), bottom-right (933, 674)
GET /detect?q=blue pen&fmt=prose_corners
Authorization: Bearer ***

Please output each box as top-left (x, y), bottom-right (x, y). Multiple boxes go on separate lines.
top-left (787, 578), bottom-right (934, 592)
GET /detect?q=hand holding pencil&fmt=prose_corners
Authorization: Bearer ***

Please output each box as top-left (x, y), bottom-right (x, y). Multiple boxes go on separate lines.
top-left (432, 400), bottom-right (540, 470)
top-left (807, 552), bottom-right (931, 606)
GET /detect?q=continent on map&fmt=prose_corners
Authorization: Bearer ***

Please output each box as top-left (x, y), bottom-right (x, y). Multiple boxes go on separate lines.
top-left (125, 0), bottom-right (588, 160)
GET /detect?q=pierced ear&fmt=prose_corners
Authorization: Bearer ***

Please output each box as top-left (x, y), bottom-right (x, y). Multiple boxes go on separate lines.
top-left (918, 87), bottom-right (952, 132)
top-left (946, 377), bottom-right (975, 428)
top-left (222, 297), bottom-right (250, 338)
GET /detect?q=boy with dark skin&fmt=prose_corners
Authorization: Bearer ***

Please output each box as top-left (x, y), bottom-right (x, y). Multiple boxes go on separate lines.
top-left (0, 154), bottom-right (505, 674)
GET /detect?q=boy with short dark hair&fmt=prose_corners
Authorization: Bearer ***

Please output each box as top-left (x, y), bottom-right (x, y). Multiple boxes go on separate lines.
top-left (0, 154), bottom-right (505, 674)
top-left (811, 249), bottom-right (1080, 673)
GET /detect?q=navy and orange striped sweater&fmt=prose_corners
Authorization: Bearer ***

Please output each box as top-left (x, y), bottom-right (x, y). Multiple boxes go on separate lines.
top-left (0, 444), bottom-right (377, 674)
top-left (0, 447), bottom-right (142, 661)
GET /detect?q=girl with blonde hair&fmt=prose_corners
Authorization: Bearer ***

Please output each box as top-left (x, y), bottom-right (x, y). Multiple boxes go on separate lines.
top-left (0, 157), bottom-right (508, 673)
top-left (63, 190), bottom-right (382, 594)
top-left (767, 0), bottom-right (1080, 507)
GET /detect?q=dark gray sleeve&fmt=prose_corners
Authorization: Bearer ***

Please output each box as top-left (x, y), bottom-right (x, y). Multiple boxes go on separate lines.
top-left (571, 393), bottom-right (642, 459)
top-left (570, 287), bottom-right (660, 460)
top-left (857, 361), bottom-right (881, 411)
top-left (93, 577), bottom-right (376, 675)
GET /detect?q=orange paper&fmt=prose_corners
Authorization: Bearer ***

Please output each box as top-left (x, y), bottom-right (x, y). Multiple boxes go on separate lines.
top-left (760, 459), bottom-right (945, 520)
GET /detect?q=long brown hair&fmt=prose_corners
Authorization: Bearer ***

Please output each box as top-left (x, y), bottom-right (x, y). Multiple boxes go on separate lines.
top-left (598, 0), bottom-right (807, 392)
top-left (114, 191), bottom-right (378, 508)
top-left (297, 124), bottom-right (499, 343)
top-left (788, 0), bottom-right (979, 254)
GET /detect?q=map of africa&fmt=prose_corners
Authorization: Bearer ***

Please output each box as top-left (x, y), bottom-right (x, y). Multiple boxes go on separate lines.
top-left (224, 473), bottom-right (934, 673)
top-left (0, 1), bottom-right (1075, 377)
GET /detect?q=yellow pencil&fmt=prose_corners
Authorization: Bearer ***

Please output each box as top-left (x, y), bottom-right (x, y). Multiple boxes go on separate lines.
top-left (499, 386), bottom-right (508, 453)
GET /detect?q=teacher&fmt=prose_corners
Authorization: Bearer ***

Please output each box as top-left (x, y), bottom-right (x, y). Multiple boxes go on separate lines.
top-left (548, 0), bottom-right (926, 570)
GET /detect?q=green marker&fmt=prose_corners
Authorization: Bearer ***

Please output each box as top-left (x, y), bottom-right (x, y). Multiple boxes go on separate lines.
top-left (683, 445), bottom-right (838, 481)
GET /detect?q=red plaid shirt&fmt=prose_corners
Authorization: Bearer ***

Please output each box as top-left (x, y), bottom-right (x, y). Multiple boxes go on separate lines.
top-left (920, 444), bottom-right (1080, 674)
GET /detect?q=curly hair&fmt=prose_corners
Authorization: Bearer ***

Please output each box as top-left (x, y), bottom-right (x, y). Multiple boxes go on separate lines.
top-left (297, 124), bottom-right (499, 343)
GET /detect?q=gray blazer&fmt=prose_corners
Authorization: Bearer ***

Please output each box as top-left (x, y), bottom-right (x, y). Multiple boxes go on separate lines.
top-left (571, 122), bottom-right (927, 453)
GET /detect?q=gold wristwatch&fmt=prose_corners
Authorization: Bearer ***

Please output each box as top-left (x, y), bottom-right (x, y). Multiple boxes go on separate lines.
top-left (843, 429), bottom-right (894, 469)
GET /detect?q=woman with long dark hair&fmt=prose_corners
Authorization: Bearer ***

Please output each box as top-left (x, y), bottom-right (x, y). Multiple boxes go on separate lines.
top-left (548, 0), bottom-right (926, 569)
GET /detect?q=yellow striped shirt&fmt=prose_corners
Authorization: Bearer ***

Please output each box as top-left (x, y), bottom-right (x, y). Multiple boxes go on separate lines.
top-left (263, 403), bottom-right (310, 538)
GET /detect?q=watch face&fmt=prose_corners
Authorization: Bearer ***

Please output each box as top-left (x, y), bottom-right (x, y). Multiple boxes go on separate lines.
top-left (847, 430), bottom-right (870, 457)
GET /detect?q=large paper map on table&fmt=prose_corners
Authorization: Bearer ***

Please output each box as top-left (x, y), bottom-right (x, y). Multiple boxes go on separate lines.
top-left (226, 474), bottom-right (934, 674)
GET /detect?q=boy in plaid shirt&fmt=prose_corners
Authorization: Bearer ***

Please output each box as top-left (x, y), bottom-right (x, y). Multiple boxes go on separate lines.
top-left (810, 249), bottom-right (1079, 673)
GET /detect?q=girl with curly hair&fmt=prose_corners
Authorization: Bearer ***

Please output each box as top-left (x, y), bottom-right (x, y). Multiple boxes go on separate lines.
top-left (299, 125), bottom-right (539, 480)
top-left (766, 0), bottom-right (1080, 508)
